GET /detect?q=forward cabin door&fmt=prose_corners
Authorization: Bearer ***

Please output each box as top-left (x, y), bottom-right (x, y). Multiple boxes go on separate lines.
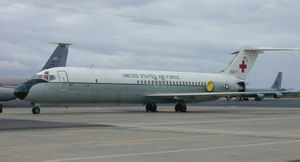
top-left (57, 71), bottom-right (69, 90)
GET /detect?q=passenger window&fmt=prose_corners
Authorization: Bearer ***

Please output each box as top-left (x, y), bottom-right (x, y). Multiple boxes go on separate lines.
top-left (148, 80), bottom-right (151, 84)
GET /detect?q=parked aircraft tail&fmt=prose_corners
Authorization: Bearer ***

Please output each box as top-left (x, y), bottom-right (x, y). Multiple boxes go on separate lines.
top-left (40, 43), bottom-right (71, 71)
top-left (222, 46), bottom-right (299, 80)
top-left (271, 72), bottom-right (282, 89)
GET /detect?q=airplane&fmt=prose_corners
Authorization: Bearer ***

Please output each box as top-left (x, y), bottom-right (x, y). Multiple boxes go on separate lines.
top-left (14, 46), bottom-right (300, 114)
top-left (230, 72), bottom-right (287, 101)
top-left (0, 43), bottom-right (71, 112)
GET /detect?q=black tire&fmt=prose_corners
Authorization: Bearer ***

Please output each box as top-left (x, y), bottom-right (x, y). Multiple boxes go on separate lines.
top-left (146, 103), bottom-right (157, 112)
top-left (175, 104), bottom-right (181, 112)
top-left (181, 105), bottom-right (187, 112)
top-left (152, 104), bottom-right (157, 112)
top-left (0, 104), bottom-right (2, 113)
top-left (32, 107), bottom-right (40, 114)
top-left (146, 104), bottom-right (152, 112)
top-left (175, 104), bottom-right (187, 112)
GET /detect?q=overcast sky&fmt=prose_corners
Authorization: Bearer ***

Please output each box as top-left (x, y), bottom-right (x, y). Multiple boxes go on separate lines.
top-left (0, 0), bottom-right (300, 89)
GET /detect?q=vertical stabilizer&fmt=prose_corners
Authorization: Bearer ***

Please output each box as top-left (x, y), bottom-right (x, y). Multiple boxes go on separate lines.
top-left (222, 46), bottom-right (299, 80)
top-left (222, 46), bottom-right (260, 80)
top-left (271, 72), bottom-right (282, 89)
top-left (40, 43), bottom-right (71, 71)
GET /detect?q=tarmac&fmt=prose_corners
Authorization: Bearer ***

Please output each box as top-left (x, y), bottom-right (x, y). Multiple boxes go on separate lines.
top-left (1, 99), bottom-right (300, 162)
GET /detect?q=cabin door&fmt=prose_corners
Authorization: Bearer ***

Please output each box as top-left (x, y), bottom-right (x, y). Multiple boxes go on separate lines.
top-left (57, 71), bottom-right (69, 90)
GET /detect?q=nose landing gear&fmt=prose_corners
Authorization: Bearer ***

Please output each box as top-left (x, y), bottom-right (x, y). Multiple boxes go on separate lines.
top-left (32, 107), bottom-right (40, 114)
top-left (31, 103), bottom-right (41, 114)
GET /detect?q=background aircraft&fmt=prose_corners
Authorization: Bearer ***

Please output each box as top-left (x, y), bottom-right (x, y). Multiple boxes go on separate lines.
top-left (230, 72), bottom-right (288, 101)
top-left (0, 43), bottom-right (71, 112)
top-left (14, 46), bottom-right (299, 114)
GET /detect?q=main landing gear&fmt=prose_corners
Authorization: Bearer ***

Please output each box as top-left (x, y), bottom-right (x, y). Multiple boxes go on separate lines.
top-left (175, 103), bottom-right (187, 112)
top-left (146, 103), bottom-right (157, 112)
top-left (0, 103), bottom-right (3, 113)
top-left (145, 103), bottom-right (187, 112)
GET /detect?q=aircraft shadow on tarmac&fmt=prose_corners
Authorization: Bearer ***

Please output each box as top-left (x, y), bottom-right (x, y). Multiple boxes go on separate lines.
top-left (16, 107), bottom-right (300, 115)
top-left (0, 118), bottom-right (115, 131)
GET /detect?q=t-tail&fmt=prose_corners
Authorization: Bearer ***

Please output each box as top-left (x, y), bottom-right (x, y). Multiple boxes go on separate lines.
top-left (222, 46), bottom-right (300, 80)
top-left (271, 72), bottom-right (282, 90)
top-left (40, 43), bottom-right (72, 71)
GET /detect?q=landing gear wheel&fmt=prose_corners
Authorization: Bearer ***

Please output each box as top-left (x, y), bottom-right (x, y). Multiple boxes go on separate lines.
top-left (175, 104), bottom-right (187, 112)
top-left (32, 107), bottom-right (40, 114)
top-left (146, 103), bottom-right (157, 112)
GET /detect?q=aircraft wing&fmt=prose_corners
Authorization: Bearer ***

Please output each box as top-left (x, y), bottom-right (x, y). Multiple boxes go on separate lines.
top-left (145, 91), bottom-right (286, 100)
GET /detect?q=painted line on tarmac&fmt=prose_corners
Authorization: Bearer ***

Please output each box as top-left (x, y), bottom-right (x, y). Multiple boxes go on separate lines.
top-left (1, 127), bottom-right (300, 151)
top-left (44, 139), bottom-right (300, 162)
top-left (111, 116), bottom-right (300, 127)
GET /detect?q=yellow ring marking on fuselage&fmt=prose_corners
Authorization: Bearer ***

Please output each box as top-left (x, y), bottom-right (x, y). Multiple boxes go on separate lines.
top-left (206, 81), bottom-right (214, 92)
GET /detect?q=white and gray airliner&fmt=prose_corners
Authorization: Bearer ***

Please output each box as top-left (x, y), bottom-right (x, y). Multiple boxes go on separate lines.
top-left (14, 46), bottom-right (299, 114)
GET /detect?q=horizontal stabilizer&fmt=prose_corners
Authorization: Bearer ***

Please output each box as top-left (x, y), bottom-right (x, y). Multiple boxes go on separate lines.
top-left (232, 47), bottom-right (300, 54)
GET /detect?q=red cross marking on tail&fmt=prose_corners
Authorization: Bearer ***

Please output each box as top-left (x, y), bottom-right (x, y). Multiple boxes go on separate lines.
top-left (239, 60), bottom-right (247, 73)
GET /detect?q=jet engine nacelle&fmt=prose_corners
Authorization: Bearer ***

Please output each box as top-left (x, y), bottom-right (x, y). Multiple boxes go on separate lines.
top-left (255, 94), bottom-right (265, 101)
top-left (273, 92), bottom-right (283, 98)
top-left (0, 87), bottom-right (16, 101)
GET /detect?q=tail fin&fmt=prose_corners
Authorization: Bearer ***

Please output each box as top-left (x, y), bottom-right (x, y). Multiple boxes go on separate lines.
top-left (222, 46), bottom-right (300, 80)
top-left (40, 43), bottom-right (71, 71)
top-left (271, 72), bottom-right (282, 89)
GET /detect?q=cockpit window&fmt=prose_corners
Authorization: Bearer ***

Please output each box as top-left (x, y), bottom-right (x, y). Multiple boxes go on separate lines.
top-left (42, 71), bottom-right (50, 80)
top-left (37, 71), bottom-right (56, 81)
top-left (49, 75), bottom-right (56, 81)
top-left (43, 74), bottom-right (49, 80)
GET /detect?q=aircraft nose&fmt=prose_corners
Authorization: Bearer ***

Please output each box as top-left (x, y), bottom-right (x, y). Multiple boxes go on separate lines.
top-left (14, 83), bottom-right (30, 100)
top-left (14, 79), bottom-right (48, 100)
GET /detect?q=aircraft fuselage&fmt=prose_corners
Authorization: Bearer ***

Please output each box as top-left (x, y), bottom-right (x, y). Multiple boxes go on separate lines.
top-left (15, 67), bottom-right (242, 104)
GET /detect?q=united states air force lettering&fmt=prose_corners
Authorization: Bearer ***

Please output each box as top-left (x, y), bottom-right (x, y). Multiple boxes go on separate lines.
top-left (122, 73), bottom-right (180, 80)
